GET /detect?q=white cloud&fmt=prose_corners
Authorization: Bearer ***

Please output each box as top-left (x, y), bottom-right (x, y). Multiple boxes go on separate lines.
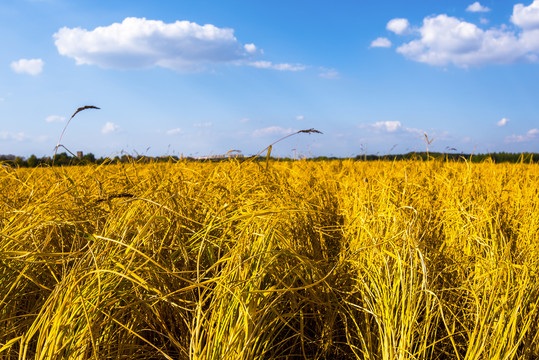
top-left (193, 122), bottom-right (212, 127)
top-left (296, 115), bottom-right (304, 121)
top-left (0, 131), bottom-right (26, 141)
top-left (385, 1), bottom-right (539, 68)
top-left (239, 118), bottom-right (250, 123)
top-left (54, 17), bottom-right (309, 73)
top-left (244, 43), bottom-right (257, 54)
top-left (46, 115), bottom-right (66, 123)
top-left (520, 27), bottom-right (539, 51)
top-left (10, 58), bottom-right (44, 75)
top-left (319, 67), bottom-right (339, 79)
top-left (102, 122), bottom-right (119, 134)
top-left (166, 127), bottom-right (182, 135)
top-left (480, 17), bottom-right (489, 25)
top-left (395, 14), bottom-right (534, 67)
top-left (511, 0), bottom-right (539, 30)
top-left (387, 18), bottom-right (410, 35)
top-left (370, 37), bottom-right (392, 48)
top-left (505, 128), bottom-right (539, 142)
top-left (373, 121), bottom-right (403, 132)
top-left (248, 61), bottom-right (306, 71)
top-left (14, 132), bottom-right (26, 141)
top-left (497, 117), bottom-right (510, 126)
top-left (252, 126), bottom-right (294, 137)
top-left (0, 131), bottom-right (48, 143)
top-left (360, 121), bottom-right (422, 134)
top-left (466, 2), bottom-right (491, 13)
top-left (54, 17), bottom-right (256, 72)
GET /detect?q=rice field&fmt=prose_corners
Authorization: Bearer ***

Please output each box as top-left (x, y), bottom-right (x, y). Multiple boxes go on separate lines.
top-left (1, 158), bottom-right (538, 359)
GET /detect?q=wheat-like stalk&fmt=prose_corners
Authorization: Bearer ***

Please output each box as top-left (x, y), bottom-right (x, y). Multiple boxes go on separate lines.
top-left (251, 128), bottom-right (323, 160)
top-left (53, 105), bottom-right (100, 165)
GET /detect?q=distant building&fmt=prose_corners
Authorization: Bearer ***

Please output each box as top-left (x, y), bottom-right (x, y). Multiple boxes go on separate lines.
top-left (77, 151), bottom-right (83, 159)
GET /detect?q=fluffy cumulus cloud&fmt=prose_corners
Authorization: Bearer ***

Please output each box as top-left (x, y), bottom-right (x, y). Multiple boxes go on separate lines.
top-left (497, 117), bottom-right (510, 126)
top-left (387, 18), bottom-right (410, 35)
top-left (506, 128), bottom-right (539, 142)
top-left (396, 15), bottom-right (524, 67)
top-left (512, 0), bottom-right (539, 29)
top-left (383, 0), bottom-right (539, 67)
top-left (252, 126), bottom-right (294, 137)
top-left (10, 58), bottom-right (44, 75)
top-left (101, 122), bottom-right (119, 134)
top-left (55, 17), bottom-right (259, 71)
top-left (370, 37), bottom-right (392, 48)
top-left (466, 2), bottom-right (491, 13)
top-left (54, 17), bottom-right (305, 72)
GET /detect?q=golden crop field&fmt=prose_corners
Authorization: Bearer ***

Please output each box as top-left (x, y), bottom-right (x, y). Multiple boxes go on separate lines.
top-left (1, 159), bottom-right (538, 360)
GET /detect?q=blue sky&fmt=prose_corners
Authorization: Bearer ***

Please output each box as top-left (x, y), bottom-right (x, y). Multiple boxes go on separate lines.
top-left (1, 0), bottom-right (538, 158)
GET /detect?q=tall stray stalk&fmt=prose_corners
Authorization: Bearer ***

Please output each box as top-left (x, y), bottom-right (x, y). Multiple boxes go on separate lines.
top-left (250, 128), bottom-right (323, 165)
top-left (53, 105), bottom-right (100, 165)
top-left (424, 132), bottom-right (434, 160)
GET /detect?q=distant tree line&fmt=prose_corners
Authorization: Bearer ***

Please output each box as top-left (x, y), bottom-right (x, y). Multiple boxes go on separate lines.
top-left (350, 152), bottom-right (539, 163)
top-left (0, 153), bottom-right (180, 167)
top-left (297, 152), bottom-right (538, 163)
top-left (0, 151), bottom-right (538, 168)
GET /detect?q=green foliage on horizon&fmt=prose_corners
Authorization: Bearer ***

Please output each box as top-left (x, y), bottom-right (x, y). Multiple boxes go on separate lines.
top-left (1, 151), bottom-right (537, 168)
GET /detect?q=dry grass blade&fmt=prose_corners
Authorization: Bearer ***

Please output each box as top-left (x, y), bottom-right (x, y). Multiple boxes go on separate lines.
top-left (53, 105), bottom-right (100, 165)
top-left (251, 128), bottom-right (323, 160)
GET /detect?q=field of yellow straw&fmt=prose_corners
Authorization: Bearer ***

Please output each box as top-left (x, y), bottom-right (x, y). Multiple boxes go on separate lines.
top-left (1, 158), bottom-right (538, 359)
